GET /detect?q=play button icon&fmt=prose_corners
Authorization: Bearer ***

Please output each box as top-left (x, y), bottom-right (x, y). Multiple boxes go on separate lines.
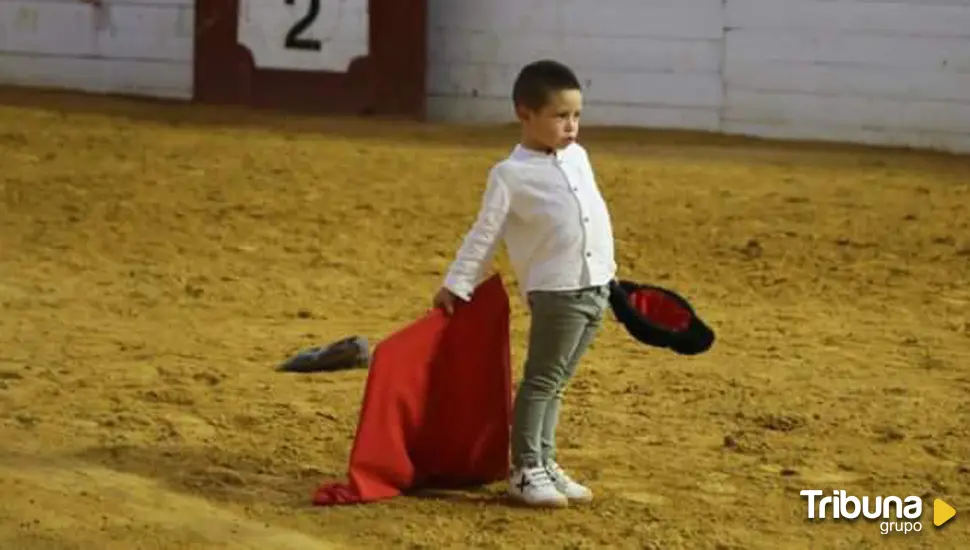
top-left (934, 499), bottom-right (956, 527)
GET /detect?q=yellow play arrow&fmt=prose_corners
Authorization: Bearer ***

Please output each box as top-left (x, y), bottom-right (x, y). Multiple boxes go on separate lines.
top-left (934, 499), bottom-right (956, 527)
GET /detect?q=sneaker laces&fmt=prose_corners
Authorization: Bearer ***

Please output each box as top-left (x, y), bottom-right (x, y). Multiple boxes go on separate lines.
top-left (545, 462), bottom-right (572, 484)
top-left (523, 466), bottom-right (555, 489)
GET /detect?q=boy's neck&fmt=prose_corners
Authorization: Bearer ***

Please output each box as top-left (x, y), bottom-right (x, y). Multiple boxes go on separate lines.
top-left (519, 134), bottom-right (556, 155)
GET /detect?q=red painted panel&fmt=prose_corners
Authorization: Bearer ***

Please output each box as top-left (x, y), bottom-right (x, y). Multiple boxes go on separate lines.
top-left (194, 0), bottom-right (426, 118)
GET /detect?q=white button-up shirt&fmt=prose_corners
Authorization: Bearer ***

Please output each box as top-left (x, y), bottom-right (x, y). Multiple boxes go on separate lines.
top-left (443, 142), bottom-right (616, 302)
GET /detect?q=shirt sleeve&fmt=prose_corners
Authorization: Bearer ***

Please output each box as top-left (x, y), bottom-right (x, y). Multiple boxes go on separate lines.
top-left (443, 167), bottom-right (512, 301)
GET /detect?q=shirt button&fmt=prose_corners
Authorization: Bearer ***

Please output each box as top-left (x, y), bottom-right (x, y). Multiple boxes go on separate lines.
top-left (572, 187), bottom-right (579, 192)
top-left (585, 251), bottom-right (592, 258)
top-left (583, 217), bottom-right (589, 223)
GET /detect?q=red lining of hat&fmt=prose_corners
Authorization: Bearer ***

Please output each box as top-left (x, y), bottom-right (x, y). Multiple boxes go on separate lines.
top-left (629, 288), bottom-right (692, 332)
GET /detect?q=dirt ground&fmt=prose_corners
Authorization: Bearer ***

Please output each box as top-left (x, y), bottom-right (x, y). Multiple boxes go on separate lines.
top-left (1, 87), bottom-right (969, 550)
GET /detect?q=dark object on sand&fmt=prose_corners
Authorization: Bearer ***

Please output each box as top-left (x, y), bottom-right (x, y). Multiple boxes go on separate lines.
top-left (278, 336), bottom-right (370, 373)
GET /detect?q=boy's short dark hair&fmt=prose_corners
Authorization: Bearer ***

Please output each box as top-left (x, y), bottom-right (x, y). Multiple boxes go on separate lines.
top-left (512, 60), bottom-right (582, 111)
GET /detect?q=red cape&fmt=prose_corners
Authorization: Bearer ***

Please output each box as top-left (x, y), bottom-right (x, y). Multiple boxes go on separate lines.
top-left (313, 274), bottom-right (512, 505)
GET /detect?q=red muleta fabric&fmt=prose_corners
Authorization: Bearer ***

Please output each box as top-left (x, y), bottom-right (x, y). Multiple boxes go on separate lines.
top-left (313, 274), bottom-right (512, 505)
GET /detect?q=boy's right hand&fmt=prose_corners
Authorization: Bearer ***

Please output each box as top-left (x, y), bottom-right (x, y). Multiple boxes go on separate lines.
top-left (432, 287), bottom-right (458, 316)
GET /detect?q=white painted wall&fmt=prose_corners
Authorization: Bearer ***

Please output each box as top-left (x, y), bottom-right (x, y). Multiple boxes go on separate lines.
top-left (1, 0), bottom-right (967, 153)
top-left (427, 0), bottom-right (725, 132)
top-left (723, 0), bottom-right (970, 153)
top-left (0, 0), bottom-right (194, 99)
top-left (427, 0), bottom-right (970, 154)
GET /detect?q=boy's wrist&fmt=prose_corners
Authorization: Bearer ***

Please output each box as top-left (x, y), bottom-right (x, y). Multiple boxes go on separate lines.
top-left (443, 278), bottom-right (472, 302)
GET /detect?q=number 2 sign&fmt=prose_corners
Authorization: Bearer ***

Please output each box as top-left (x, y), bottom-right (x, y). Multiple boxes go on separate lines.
top-left (237, 0), bottom-right (368, 72)
top-left (284, 0), bottom-right (322, 51)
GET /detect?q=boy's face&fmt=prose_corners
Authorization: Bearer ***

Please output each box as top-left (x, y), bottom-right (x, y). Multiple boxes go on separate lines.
top-left (517, 89), bottom-right (582, 151)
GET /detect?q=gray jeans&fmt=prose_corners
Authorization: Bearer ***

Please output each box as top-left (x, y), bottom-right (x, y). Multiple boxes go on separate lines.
top-left (510, 284), bottom-right (610, 469)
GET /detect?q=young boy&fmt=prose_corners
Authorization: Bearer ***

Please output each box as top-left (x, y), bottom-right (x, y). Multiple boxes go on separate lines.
top-left (432, 60), bottom-right (616, 508)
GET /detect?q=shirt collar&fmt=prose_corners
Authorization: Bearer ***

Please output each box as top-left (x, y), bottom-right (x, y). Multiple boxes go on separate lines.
top-left (512, 143), bottom-right (572, 162)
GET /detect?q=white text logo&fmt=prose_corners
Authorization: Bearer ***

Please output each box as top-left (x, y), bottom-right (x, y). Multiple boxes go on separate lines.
top-left (800, 489), bottom-right (923, 535)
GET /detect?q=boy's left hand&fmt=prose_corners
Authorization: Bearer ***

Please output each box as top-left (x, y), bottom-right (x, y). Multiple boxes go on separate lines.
top-left (432, 287), bottom-right (458, 316)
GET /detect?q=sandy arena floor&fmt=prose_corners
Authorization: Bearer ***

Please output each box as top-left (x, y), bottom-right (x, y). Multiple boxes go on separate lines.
top-left (1, 87), bottom-right (969, 549)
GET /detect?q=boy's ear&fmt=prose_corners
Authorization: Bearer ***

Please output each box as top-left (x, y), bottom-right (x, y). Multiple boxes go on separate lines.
top-left (514, 103), bottom-right (532, 122)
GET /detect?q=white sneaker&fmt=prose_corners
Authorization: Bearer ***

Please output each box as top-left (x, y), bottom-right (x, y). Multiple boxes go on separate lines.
top-left (508, 466), bottom-right (568, 508)
top-left (545, 461), bottom-right (593, 503)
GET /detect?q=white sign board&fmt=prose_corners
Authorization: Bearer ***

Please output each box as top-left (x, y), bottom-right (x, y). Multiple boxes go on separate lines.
top-left (237, 0), bottom-right (368, 72)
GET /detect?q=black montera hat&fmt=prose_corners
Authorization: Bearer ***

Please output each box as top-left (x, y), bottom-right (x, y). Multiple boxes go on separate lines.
top-left (277, 335), bottom-right (370, 373)
top-left (608, 279), bottom-right (715, 355)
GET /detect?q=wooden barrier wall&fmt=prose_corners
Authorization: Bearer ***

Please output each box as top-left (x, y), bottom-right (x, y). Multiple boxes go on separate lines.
top-left (194, 0), bottom-right (427, 117)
